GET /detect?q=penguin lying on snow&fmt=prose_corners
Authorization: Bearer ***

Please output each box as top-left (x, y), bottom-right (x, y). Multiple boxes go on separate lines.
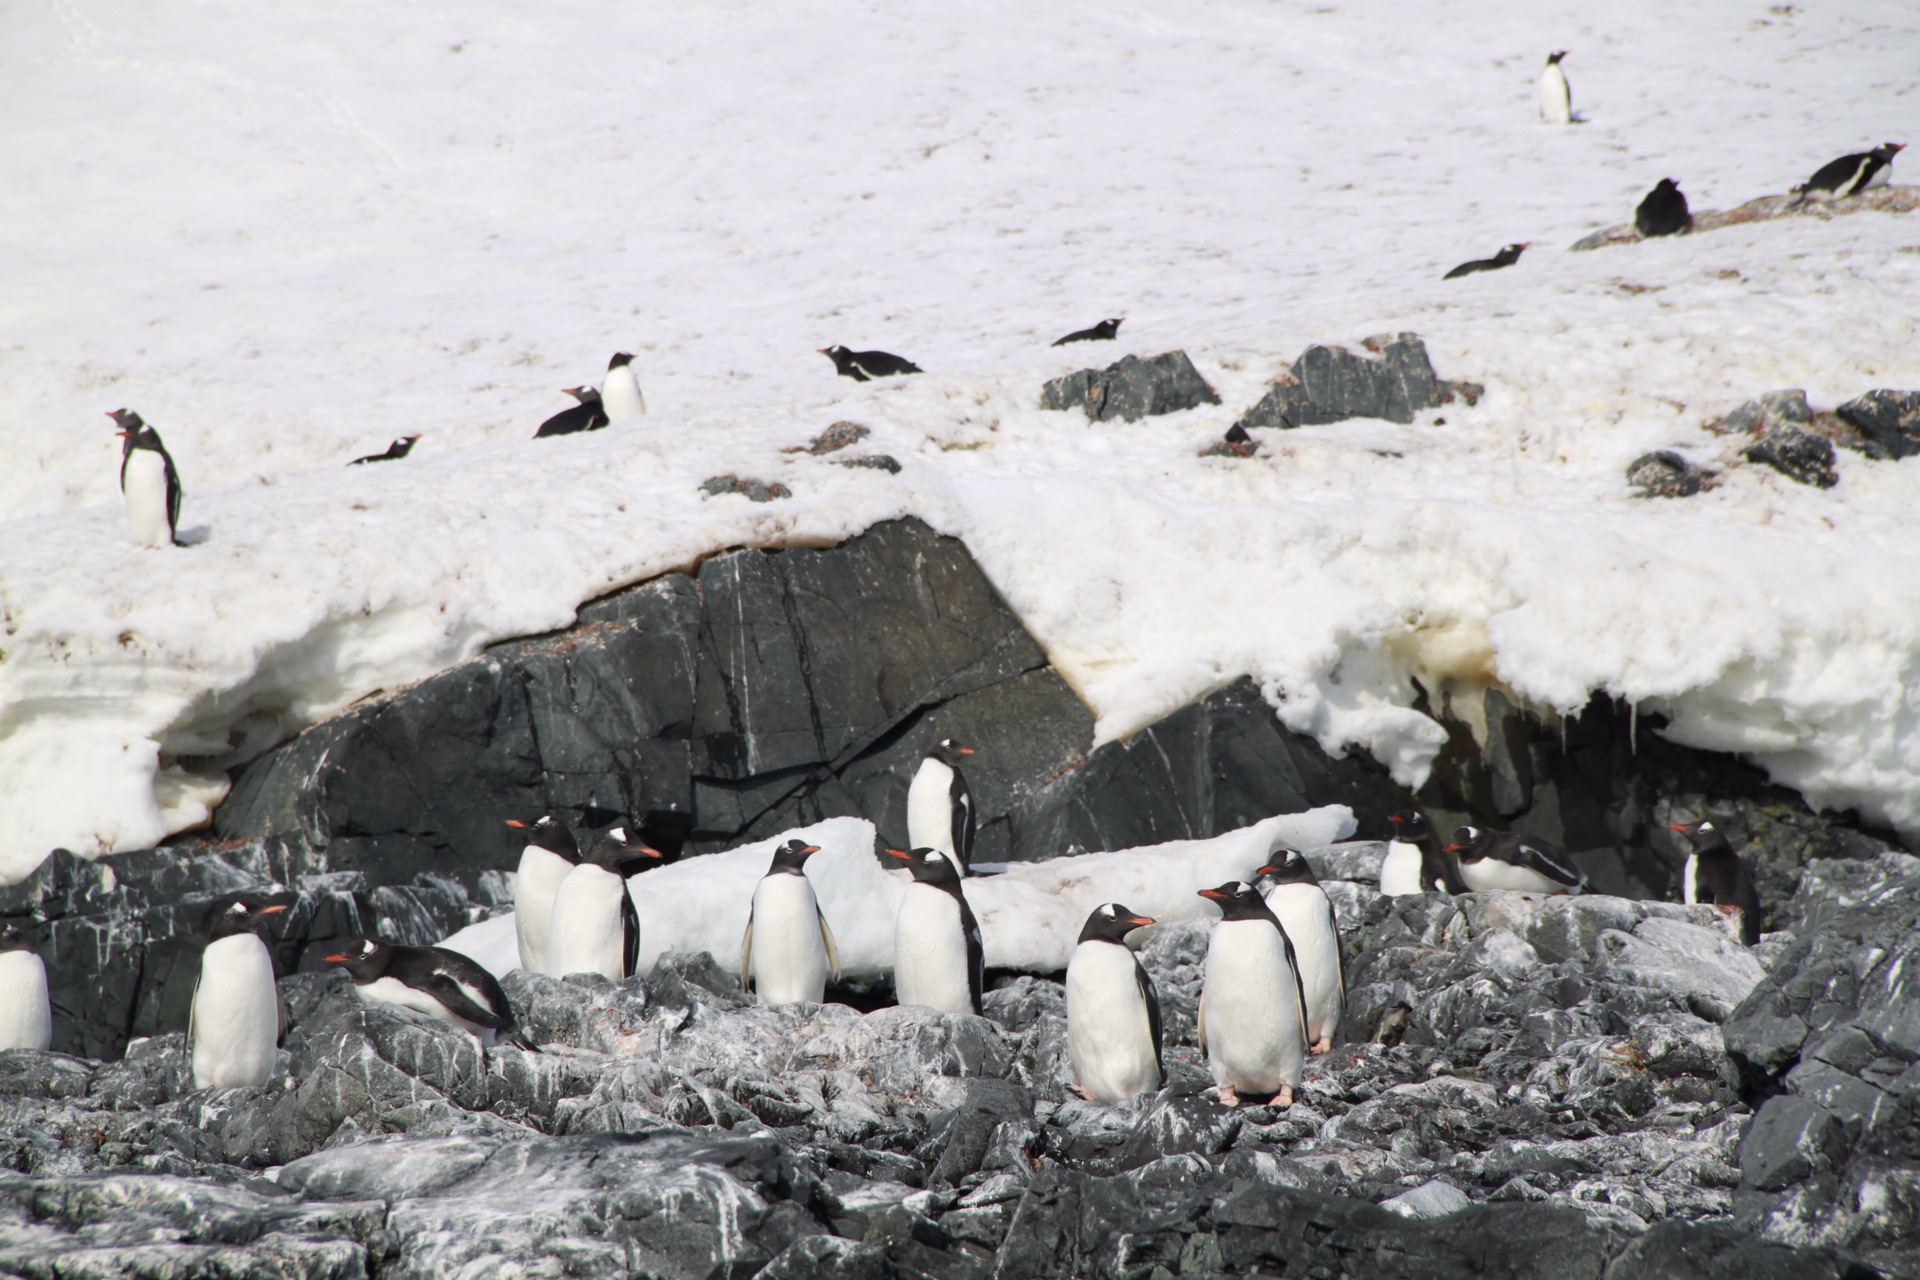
top-left (1670, 819), bottom-right (1764, 946)
top-left (908, 738), bottom-right (976, 873)
top-left (1052, 318), bottom-right (1123, 346)
top-left (1381, 810), bottom-right (1466, 895)
top-left (888, 847), bottom-right (983, 1016)
top-left (741, 839), bottom-right (842, 1006)
top-left (1066, 903), bottom-right (1163, 1102)
top-left (1448, 825), bottom-right (1585, 895)
top-left (535, 387), bottom-right (609, 438)
top-left (109, 409), bottom-right (183, 547)
top-left (190, 900), bottom-right (287, 1089)
top-left (348, 436), bottom-right (419, 465)
top-left (1196, 881), bottom-right (1307, 1107)
top-left (545, 825), bottom-right (661, 980)
top-left (1635, 179), bottom-right (1692, 238)
top-left (1256, 849), bottom-right (1344, 1054)
top-left (1444, 243), bottom-right (1529, 279)
top-left (819, 346), bottom-right (923, 381)
top-left (602, 352), bottom-right (648, 420)
top-left (1538, 51), bottom-right (1571, 125)
top-left (508, 814), bottom-right (579, 975)
top-left (329, 938), bottom-right (538, 1051)
top-left (1798, 142), bottom-right (1904, 201)
top-left (0, 928), bottom-right (52, 1052)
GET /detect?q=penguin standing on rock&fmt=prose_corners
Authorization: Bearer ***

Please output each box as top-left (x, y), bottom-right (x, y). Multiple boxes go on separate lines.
top-left (888, 847), bottom-right (983, 1015)
top-left (190, 900), bottom-right (287, 1089)
top-left (1635, 179), bottom-right (1692, 237)
top-left (602, 352), bottom-right (648, 420)
top-left (1256, 849), bottom-right (1345, 1053)
top-left (1196, 881), bottom-right (1307, 1107)
top-left (1670, 819), bottom-right (1764, 945)
top-left (1381, 811), bottom-right (1466, 895)
top-left (544, 825), bottom-right (661, 980)
top-left (0, 928), bottom-right (52, 1052)
top-left (1052, 319), bottom-right (1124, 346)
top-left (1065, 903), bottom-right (1163, 1102)
top-left (1448, 826), bottom-right (1585, 895)
top-left (328, 938), bottom-right (538, 1050)
top-left (348, 436), bottom-right (419, 465)
top-left (819, 346), bottom-right (923, 381)
top-left (741, 839), bottom-right (842, 1006)
top-left (109, 410), bottom-right (183, 547)
top-left (1798, 142), bottom-right (1905, 201)
top-left (907, 738), bottom-right (976, 873)
top-left (534, 387), bottom-right (609, 438)
top-left (1444, 243), bottom-right (1529, 279)
top-left (507, 815), bottom-right (579, 974)
top-left (1538, 51), bottom-right (1572, 125)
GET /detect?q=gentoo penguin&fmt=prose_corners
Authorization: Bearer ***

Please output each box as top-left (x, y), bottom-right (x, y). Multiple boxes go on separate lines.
top-left (1444, 243), bottom-right (1530, 279)
top-left (534, 387), bottom-right (609, 438)
top-left (907, 738), bottom-right (976, 873)
top-left (108, 409), bottom-right (183, 547)
top-left (819, 346), bottom-right (923, 381)
top-left (887, 847), bottom-right (983, 1016)
top-left (1216, 424), bottom-right (1258, 456)
top-left (1669, 819), bottom-right (1764, 946)
top-left (1196, 881), bottom-right (1307, 1107)
top-left (1052, 318), bottom-right (1124, 346)
top-left (1635, 179), bottom-right (1692, 238)
top-left (1065, 903), bottom-right (1163, 1102)
top-left (1447, 825), bottom-right (1585, 895)
top-left (347, 435), bottom-right (419, 465)
top-left (602, 352), bottom-right (648, 420)
top-left (507, 815), bottom-right (579, 974)
top-left (740, 838), bottom-right (843, 1006)
top-left (544, 825), bottom-right (661, 980)
top-left (0, 928), bottom-right (52, 1052)
top-left (1799, 142), bottom-right (1905, 200)
top-left (1537, 51), bottom-right (1572, 125)
top-left (1255, 849), bottom-right (1344, 1054)
top-left (328, 938), bottom-right (537, 1050)
top-left (189, 900), bottom-right (287, 1089)
top-left (1381, 810), bottom-right (1466, 895)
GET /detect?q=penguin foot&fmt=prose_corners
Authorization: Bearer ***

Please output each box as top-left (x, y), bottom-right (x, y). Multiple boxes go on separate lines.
top-left (1074, 1085), bottom-right (1096, 1102)
top-left (1277, 1085), bottom-right (1295, 1108)
top-left (1217, 1085), bottom-right (1241, 1108)
top-left (1311, 1037), bottom-right (1332, 1054)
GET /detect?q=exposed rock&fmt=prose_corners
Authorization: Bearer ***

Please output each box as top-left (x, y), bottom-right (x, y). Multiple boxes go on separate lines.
top-left (1233, 333), bottom-right (1475, 432)
top-left (1571, 182), bottom-right (1920, 251)
top-left (796, 421), bottom-right (871, 454)
top-left (837, 455), bottom-right (902, 473)
top-left (1837, 390), bottom-right (1920, 460)
top-left (1744, 425), bottom-right (1838, 488)
top-left (1628, 450), bottom-right (1716, 497)
top-left (700, 474), bottom-right (793, 502)
top-left (1040, 350), bottom-right (1220, 421)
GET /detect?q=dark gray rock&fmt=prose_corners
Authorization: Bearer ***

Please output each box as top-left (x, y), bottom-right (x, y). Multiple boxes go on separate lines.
top-left (1745, 425), bottom-right (1838, 488)
top-left (838, 455), bottom-right (902, 473)
top-left (1628, 450), bottom-right (1716, 497)
top-left (1837, 389), bottom-right (1920, 460)
top-left (1234, 332), bottom-right (1471, 431)
top-left (1040, 351), bottom-right (1220, 422)
top-left (1739, 1095), bottom-right (1847, 1190)
top-left (1718, 390), bottom-right (1814, 436)
top-left (700, 474), bottom-right (793, 502)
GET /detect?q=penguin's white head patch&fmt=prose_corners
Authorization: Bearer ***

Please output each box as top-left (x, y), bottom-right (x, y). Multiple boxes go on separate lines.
top-left (1697, 820), bottom-right (1715, 833)
top-left (356, 940), bottom-right (377, 959)
top-left (608, 826), bottom-right (628, 842)
top-left (925, 849), bottom-right (951, 869)
top-left (224, 901), bottom-right (248, 917)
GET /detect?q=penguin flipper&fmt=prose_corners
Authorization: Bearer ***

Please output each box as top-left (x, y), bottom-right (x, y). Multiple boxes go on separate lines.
top-left (960, 900), bottom-right (985, 1016)
top-left (278, 993), bottom-right (289, 1047)
top-left (187, 970), bottom-right (200, 1052)
top-left (1515, 838), bottom-right (1583, 889)
top-left (417, 972), bottom-right (514, 1034)
top-left (1327, 899), bottom-right (1347, 1010)
top-left (740, 904), bottom-right (755, 986)
top-left (163, 453), bottom-right (183, 539)
top-left (950, 772), bottom-right (975, 874)
top-left (817, 907), bottom-right (843, 983)
top-left (1195, 989), bottom-right (1208, 1056)
top-left (1276, 922), bottom-right (1311, 1053)
top-left (1136, 959), bottom-right (1165, 1083)
top-left (621, 891), bottom-right (641, 981)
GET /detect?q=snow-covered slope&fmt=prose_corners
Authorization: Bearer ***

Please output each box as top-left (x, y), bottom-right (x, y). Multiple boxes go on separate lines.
top-left (3, 0), bottom-right (1918, 877)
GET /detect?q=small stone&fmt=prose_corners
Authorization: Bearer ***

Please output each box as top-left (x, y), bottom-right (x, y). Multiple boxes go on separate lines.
top-left (1626, 450), bottom-right (1714, 497)
top-left (802, 421), bottom-right (871, 455)
top-left (1379, 1178), bottom-right (1470, 1219)
top-left (700, 475), bottom-right (793, 502)
top-left (836, 455), bottom-right (902, 474)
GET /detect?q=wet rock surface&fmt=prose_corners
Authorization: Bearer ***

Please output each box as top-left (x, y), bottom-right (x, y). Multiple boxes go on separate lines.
top-left (1041, 350), bottom-right (1221, 421)
top-left (1232, 332), bottom-right (1478, 432)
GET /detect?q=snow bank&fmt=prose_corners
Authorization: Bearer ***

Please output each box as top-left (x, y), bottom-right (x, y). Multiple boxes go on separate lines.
top-left (439, 808), bottom-right (1354, 979)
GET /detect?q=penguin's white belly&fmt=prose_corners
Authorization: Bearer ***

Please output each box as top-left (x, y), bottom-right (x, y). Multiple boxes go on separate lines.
top-left (1682, 853), bottom-right (1700, 905)
top-left (192, 934), bottom-right (279, 1089)
top-left (1379, 841), bottom-right (1425, 896)
top-left (748, 875), bottom-right (830, 1006)
top-left (353, 976), bottom-right (491, 1040)
top-left (907, 760), bottom-right (956, 858)
top-left (1460, 857), bottom-right (1560, 894)
top-left (123, 450), bottom-right (173, 547)
top-left (546, 865), bottom-right (630, 979)
top-left (513, 847), bottom-right (574, 973)
top-left (1864, 162), bottom-right (1893, 191)
top-left (602, 367), bottom-right (647, 420)
top-left (1538, 67), bottom-right (1571, 124)
top-left (0, 951), bottom-right (53, 1052)
top-left (1266, 886), bottom-right (1342, 1047)
top-left (893, 884), bottom-right (972, 1015)
top-left (1200, 921), bottom-right (1303, 1094)
top-left (1065, 942), bottom-right (1158, 1102)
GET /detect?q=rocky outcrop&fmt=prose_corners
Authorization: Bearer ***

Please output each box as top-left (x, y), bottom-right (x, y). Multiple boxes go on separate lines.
top-left (1232, 333), bottom-right (1480, 432)
top-left (1571, 183), bottom-right (1920, 251)
top-left (1041, 351), bottom-right (1220, 421)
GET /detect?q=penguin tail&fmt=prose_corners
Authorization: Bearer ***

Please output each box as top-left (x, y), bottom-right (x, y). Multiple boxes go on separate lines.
top-left (501, 1028), bottom-right (541, 1053)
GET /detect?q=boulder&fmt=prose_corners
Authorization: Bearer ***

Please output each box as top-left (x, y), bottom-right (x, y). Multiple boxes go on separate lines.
top-left (1233, 333), bottom-right (1476, 431)
top-left (1837, 389), bottom-right (1920, 460)
top-left (1041, 350), bottom-right (1220, 421)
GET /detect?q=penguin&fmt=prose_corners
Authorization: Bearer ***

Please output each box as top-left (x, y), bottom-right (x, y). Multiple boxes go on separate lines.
top-left (108, 409), bottom-right (183, 548)
top-left (1196, 881), bottom-right (1308, 1107)
top-left (327, 938), bottom-right (538, 1050)
top-left (1538, 51), bottom-right (1572, 125)
top-left (1255, 848), bottom-right (1345, 1053)
top-left (907, 738), bottom-right (976, 873)
top-left (189, 900), bottom-right (288, 1089)
top-left (1799, 142), bottom-right (1905, 200)
top-left (740, 838), bottom-right (843, 1006)
top-left (602, 352), bottom-right (648, 420)
top-left (1064, 903), bottom-right (1163, 1102)
top-left (819, 346), bottom-right (923, 381)
top-left (1669, 819), bottom-right (1764, 946)
top-left (544, 825), bottom-right (661, 980)
top-left (1206, 424), bottom-right (1259, 458)
top-left (0, 928), bottom-right (52, 1052)
top-left (1447, 825), bottom-right (1585, 895)
top-left (1381, 810), bottom-right (1466, 895)
top-left (534, 387), bottom-right (609, 438)
top-left (1444, 243), bottom-right (1530, 279)
top-left (887, 847), bottom-right (983, 1015)
top-left (1052, 319), bottom-right (1124, 346)
top-left (347, 436), bottom-right (419, 465)
top-left (507, 814), bottom-right (580, 974)
top-left (1635, 179), bottom-right (1692, 238)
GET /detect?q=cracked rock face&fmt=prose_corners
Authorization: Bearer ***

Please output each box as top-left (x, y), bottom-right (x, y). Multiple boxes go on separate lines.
top-left (1040, 350), bottom-right (1221, 421)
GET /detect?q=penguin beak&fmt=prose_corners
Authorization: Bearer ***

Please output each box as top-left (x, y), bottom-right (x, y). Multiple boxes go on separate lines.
top-left (1255, 865), bottom-right (1277, 876)
top-left (1388, 814), bottom-right (1403, 824)
top-left (1444, 844), bottom-right (1462, 853)
top-left (1129, 916), bottom-right (1156, 928)
top-left (1197, 889), bottom-right (1228, 901)
top-left (259, 905), bottom-right (288, 916)
top-left (802, 845), bottom-right (821, 855)
top-left (887, 849), bottom-right (913, 861)
top-left (638, 845), bottom-right (663, 858)
top-left (957, 747), bottom-right (974, 756)
top-left (324, 953), bottom-right (350, 964)
top-left (1667, 824), bottom-right (1691, 833)
top-left (505, 819), bottom-right (528, 829)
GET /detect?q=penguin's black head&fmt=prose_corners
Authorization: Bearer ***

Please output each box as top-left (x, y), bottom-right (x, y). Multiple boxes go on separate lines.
top-left (563, 386), bottom-right (602, 405)
top-left (1498, 242), bottom-right (1531, 264)
top-left (1388, 810), bottom-right (1430, 841)
top-left (1879, 142), bottom-right (1907, 159)
top-left (0, 926), bottom-right (36, 955)
top-left (1658, 178), bottom-right (1681, 192)
top-left (888, 846), bottom-right (963, 887)
top-left (768, 838), bottom-right (823, 876)
top-left (1668, 819), bottom-right (1731, 853)
top-left (1547, 50), bottom-right (1568, 64)
top-left (1198, 880), bottom-right (1273, 922)
top-left (928, 738), bottom-right (975, 767)
top-left (1444, 825), bottom-right (1485, 855)
top-left (325, 937), bottom-right (394, 983)
top-left (585, 825), bottom-right (664, 875)
top-left (209, 898), bottom-right (288, 941)
top-left (1256, 847), bottom-right (1319, 888)
top-left (1078, 901), bottom-right (1155, 945)
top-left (1223, 424), bottom-right (1252, 446)
top-left (608, 352), bottom-right (635, 370)
top-left (507, 814), bottom-right (579, 860)
top-left (1096, 318), bottom-right (1124, 337)
top-left (107, 408), bottom-right (145, 435)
